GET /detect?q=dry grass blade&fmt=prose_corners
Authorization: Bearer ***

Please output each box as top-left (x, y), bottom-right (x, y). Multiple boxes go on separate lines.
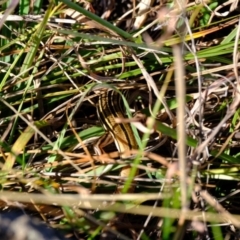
top-left (173, 44), bottom-right (187, 215)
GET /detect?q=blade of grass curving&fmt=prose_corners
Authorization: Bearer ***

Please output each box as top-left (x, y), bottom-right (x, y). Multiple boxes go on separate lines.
top-left (57, 29), bottom-right (171, 54)
top-left (59, 0), bottom-right (133, 40)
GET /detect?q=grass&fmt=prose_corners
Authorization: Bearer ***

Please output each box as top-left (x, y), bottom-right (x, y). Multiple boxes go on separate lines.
top-left (0, 0), bottom-right (240, 239)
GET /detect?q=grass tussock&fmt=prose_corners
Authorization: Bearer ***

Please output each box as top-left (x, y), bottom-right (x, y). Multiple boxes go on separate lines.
top-left (1, 0), bottom-right (240, 239)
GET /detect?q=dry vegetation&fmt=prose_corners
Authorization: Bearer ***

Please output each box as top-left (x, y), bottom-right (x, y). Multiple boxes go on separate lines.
top-left (1, 0), bottom-right (240, 239)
